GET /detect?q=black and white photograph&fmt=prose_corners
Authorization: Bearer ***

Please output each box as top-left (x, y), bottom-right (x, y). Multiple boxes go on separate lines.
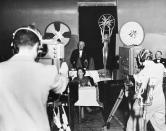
top-left (0, 0), bottom-right (166, 131)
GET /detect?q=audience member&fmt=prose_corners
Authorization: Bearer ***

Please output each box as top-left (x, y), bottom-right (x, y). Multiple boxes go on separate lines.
top-left (72, 67), bottom-right (94, 87)
top-left (0, 25), bottom-right (69, 131)
top-left (73, 67), bottom-right (96, 117)
top-left (69, 67), bottom-right (95, 105)
top-left (153, 50), bottom-right (166, 67)
top-left (69, 67), bottom-right (96, 122)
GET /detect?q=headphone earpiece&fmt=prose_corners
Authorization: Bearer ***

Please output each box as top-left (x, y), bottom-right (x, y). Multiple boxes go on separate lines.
top-left (11, 42), bottom-right (19, 54)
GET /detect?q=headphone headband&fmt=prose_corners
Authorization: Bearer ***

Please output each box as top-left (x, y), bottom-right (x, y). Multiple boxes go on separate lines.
top-left (13, 26), bottom-right (42, 41)
top-left (12, 25), bottom-right (65, 47)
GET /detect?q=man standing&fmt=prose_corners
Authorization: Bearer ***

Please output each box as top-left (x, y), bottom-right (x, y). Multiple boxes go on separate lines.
top-left (126, 49), bottom-right (166, 131)
top-left (0, 25), bottom-right (69, 131)
top-left (70, 41), bottom-right (89, 69)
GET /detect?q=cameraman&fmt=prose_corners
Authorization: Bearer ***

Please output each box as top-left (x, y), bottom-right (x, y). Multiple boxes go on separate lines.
top-left (0, 25), bottom-right (69, 131)
top-left (126, 49), bottom-right (166, 131)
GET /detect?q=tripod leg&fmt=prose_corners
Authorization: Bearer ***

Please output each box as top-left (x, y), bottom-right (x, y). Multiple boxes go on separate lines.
top-left (142, 107), bottom-right (147, 131)
top-left (106, 89), bottom-right (124, 128)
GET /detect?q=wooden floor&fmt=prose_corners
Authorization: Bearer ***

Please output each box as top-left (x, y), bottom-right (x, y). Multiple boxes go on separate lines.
top-left (71, 107), bottom-right (125, 131)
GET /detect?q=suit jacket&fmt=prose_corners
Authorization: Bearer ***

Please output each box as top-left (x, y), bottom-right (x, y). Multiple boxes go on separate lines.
top-left (70, 49), bottom-right (88, 69)
top-left (153, 58), bottom-right (166, 67)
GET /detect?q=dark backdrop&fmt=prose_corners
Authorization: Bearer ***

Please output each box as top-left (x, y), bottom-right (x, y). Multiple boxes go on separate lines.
top-left (79, 6), bottom-right (118, 70)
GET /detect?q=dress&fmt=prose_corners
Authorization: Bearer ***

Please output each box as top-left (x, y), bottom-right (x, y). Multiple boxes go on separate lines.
top-left (0, 54), bottom-right (67, 131)
top-left (126, 61), bottom-right (166, 131)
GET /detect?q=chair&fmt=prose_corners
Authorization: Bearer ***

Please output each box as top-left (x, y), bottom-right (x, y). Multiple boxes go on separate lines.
top-left (74, 86), bottom-right (103, 123)
top-left (75, 86), bottom-right (100, 106)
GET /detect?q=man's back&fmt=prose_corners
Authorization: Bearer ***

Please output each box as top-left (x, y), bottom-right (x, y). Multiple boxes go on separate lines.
top-left (137, 61), bottom-right (164, 92)
top-left (148, 62), bottom-right (165, 105)
top-left (0, 55), bottom-right (57, 131)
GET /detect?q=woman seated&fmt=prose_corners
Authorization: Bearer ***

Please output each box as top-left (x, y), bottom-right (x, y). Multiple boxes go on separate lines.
top-left (72, 67), bottom-right (97, 118)
top-left (72, 67), bottom-right (95, 87)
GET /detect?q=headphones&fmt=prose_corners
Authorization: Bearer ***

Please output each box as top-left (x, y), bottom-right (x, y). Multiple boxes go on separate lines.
top-left (12, 25), bottom-right (42, 41)
top-left (138, 49), bottom-right (153, 62)
top-left (136, 49), bottom-right (153, 69)
top-left (11, 25), bottom-right (43, 54)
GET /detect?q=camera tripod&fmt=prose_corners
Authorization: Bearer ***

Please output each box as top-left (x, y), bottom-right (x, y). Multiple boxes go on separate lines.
top-left (104, 88), bottom-right (125, 129)
top-left (103, 84), bottom-right (151, 131)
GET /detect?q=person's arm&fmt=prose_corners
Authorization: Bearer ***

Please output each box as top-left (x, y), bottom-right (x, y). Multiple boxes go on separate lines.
top-left (70, 50), bottom-right (77, 69)
top-left (82, 49), bottom-right (89, 69)
top-left (88, 76), bottom-right (95, 86)
top-left (84, 76), bottom-right (94, 86)
top-left (133, 67), bottom-right (150, 101)
top-left (87, 81), bottom-right (92, 86)
top-left (162, 58), bottom-right (166, 68)
top-left (51, 62), bottom-right (69, 94)
top-left (134, 68), bottom-right (149, 90)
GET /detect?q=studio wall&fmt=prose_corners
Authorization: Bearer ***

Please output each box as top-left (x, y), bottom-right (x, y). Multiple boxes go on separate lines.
top-left (1, 0), bottom-right (166, 63)
top-left (116, 0), bottom-right (166, 57)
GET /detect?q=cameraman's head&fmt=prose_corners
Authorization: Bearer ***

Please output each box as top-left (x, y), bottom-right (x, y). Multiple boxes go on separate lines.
top-left (12, 25), bottom-right (42, 58)
top-left (137, 48), bottom-right (153, 68)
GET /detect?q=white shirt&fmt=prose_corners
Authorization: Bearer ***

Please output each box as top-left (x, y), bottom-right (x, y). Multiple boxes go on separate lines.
top-left (0, 54), bottom-right (66, 131)
top-left (79, 50), bottom-right (83, 58)
top-left (134, 60), bottom-right (165, 108)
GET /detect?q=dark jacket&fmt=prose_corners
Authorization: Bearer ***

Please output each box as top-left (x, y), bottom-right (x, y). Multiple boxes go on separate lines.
top-left (153, 58), bottom-right (166, 68)
top-left (70, 49), bottom-right (88, 69)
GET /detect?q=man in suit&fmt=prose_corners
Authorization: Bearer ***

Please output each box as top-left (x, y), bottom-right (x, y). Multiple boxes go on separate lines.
top-left (153, 50), bottom-right (166, 67)
top-left (70, 41), bottom-right (89, 69)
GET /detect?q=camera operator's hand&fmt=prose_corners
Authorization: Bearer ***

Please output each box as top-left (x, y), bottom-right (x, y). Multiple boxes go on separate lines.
top-left (52, 62), bottom-right (69, 94)
top-left (59, 62), bottom-right (69, 77)
top-left (84, 59), bottom-right (88, 69)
